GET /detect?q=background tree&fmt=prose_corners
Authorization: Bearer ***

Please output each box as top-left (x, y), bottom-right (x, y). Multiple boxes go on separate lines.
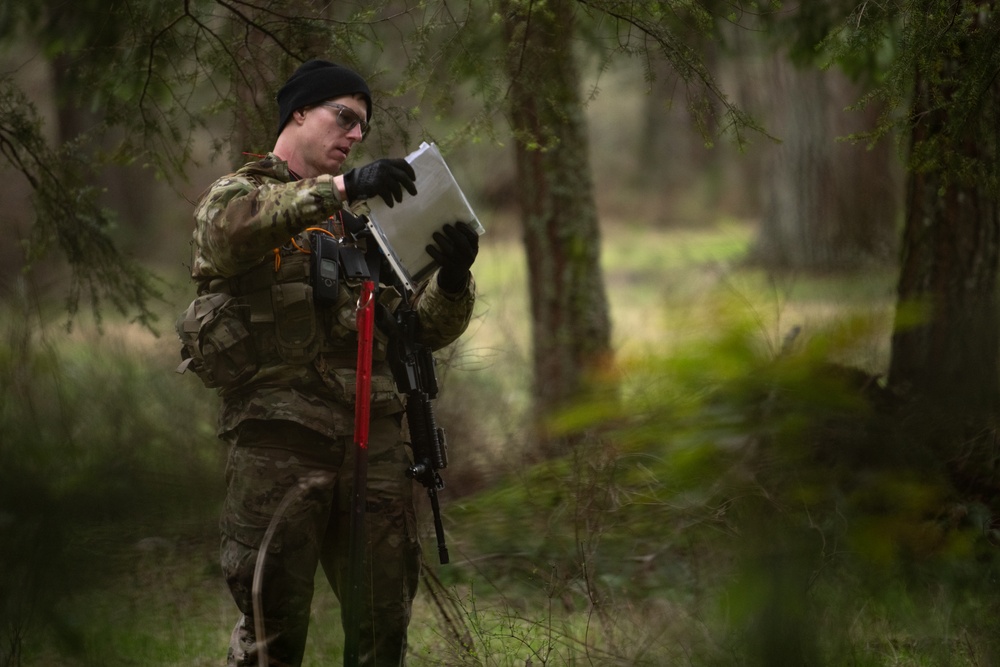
top-left (760, 0), bottom-right (1000, 485)
top-left (0, 1), bottom-right (390, 326)
top-left (703, 0), bottom-right (1000, 426)
top-left (500, 0), bottom-right (612, 438)
top-left (883, 3), bottom-right (1000, 427)
top-left (743, 50), bottom-right (900, 270)
top-left (488, 0), bottom-right (762, 437)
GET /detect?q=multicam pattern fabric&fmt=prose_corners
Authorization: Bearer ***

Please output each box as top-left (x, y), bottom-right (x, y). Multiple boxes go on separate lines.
top-left (189, 153), bottom-right (477, 440)
top-left (193, 154), bottom-right (340, 278)
top-left (220, 418), bottom-right (420, 667)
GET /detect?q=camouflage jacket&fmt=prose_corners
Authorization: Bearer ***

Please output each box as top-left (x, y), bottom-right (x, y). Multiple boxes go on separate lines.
top-left (190, 153), bottom-right (476, 439)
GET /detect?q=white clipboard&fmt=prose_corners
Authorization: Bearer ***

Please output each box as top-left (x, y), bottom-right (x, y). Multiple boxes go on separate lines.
top-left (365, 142), bottom-right (485, 294)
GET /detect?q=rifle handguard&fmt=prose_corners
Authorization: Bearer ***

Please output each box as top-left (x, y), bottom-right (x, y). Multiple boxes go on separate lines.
top-left (390, 305), bottom-right (451, 565)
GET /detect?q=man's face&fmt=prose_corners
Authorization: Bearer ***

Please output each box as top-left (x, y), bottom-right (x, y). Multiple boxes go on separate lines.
top-left (296, 93), bottom-right (368, 177)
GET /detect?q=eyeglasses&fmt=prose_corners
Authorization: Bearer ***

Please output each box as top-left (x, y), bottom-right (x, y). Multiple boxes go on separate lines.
top-left (320, 102), bottom-right (369, 138)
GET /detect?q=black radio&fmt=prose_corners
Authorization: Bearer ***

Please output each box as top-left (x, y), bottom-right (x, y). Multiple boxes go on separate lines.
top-left (311, 232), bottom-right (341, 304)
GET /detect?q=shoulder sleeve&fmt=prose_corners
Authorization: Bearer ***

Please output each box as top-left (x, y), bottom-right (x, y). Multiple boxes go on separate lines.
top-left (412, 272), bottom-right (477, 350)
top-left (192, 173), bottom-right (341, 278)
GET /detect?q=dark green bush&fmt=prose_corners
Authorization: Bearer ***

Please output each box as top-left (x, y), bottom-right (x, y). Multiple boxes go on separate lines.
top-left (440, 307), bottom-right (1000, 665)
top-left (0, 293), bottom-right (223, 663)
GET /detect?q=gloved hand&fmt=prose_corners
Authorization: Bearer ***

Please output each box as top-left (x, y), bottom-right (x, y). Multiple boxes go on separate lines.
top-left (343, 158), bottom-right (417, 207)
top-left (426, 222), bottom-right (479, 292)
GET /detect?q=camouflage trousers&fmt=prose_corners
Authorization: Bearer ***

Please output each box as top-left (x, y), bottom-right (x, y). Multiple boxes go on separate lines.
top-left (220, 417), bottom-right (421, 667)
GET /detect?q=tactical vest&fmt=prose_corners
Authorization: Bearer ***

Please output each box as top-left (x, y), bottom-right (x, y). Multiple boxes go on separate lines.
top-left (177, 233), bottom-right (393, 390)
top-left (212, 249), bottom-right (325, 364)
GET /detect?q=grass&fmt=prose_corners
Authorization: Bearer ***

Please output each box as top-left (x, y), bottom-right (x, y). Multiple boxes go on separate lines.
top-left (7, 219), bottom-right (998, 666)
top-left (45, 537), bottom-right (231, 667)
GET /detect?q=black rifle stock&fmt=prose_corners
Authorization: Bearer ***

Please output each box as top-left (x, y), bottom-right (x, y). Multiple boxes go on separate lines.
top-left (389, 307), bottom-right (450, 565)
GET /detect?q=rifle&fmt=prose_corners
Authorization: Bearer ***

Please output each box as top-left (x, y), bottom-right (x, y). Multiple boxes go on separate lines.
top-left (388, 304), bottom-right (450, 565)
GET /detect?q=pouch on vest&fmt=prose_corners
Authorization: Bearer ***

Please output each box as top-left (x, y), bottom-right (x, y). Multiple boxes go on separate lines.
top-left (272, 282), bottom-right (320, 364)
top-left (322, 366), bottom-right (400, 407)
top-left (176, 293), bottom-right (258, 389)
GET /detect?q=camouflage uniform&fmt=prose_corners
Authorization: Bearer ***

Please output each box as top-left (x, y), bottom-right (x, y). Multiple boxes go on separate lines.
top-left (190, 154), bottom-right (475, 666)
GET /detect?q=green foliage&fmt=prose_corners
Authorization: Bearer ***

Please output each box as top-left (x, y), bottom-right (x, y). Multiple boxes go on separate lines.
top-left (569, 0), bottom-right (771, 149)
top-left (0, 1), bottom-right (404, 328)
top-left (0, 291), bottom-right (223, 665)
top-left (817, 0), bottom-right (1000, 187)
top-left (720, 0), bottom-right (1000, 191)
top-left (440, 298), bottom-right (1000, 665)
top-left (0, 79), bottom-right (163, 330)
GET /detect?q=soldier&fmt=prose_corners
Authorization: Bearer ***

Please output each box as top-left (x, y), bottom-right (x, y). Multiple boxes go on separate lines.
top-left (184, 59), bottom-right (479, 666)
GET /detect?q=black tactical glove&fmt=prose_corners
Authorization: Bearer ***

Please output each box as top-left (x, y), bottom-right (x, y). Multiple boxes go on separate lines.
top-left (343, 158), bottom-right (417, 207)
top-left (426, 222), bottom-right (479, 292)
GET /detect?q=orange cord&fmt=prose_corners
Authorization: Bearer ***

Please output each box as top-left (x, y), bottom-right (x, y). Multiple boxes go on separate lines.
top-left (272, 215), bottom-right (343, 271)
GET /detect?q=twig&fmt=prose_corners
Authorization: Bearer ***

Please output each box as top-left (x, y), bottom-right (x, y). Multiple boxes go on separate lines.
top-left (252, 470), bottom-right (334, 667)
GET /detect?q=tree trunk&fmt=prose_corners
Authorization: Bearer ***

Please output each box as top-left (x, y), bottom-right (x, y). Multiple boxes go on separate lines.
top-left (501, 0), bottom-right (613, 448)
top-left (888, 16), bottom-right (1000, 423)
top-left (50, 53), bottom-right (161, 245)
top-left (748, 53), bottom-right (900, 270)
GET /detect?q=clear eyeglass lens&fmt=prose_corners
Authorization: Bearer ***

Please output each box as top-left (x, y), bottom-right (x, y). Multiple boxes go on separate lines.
top-left (325, 103), bottom-right (368, 136)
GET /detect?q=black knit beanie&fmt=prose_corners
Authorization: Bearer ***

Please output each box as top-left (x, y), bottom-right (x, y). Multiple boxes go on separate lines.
top-left (276, 59), bottom-right (373, 136)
